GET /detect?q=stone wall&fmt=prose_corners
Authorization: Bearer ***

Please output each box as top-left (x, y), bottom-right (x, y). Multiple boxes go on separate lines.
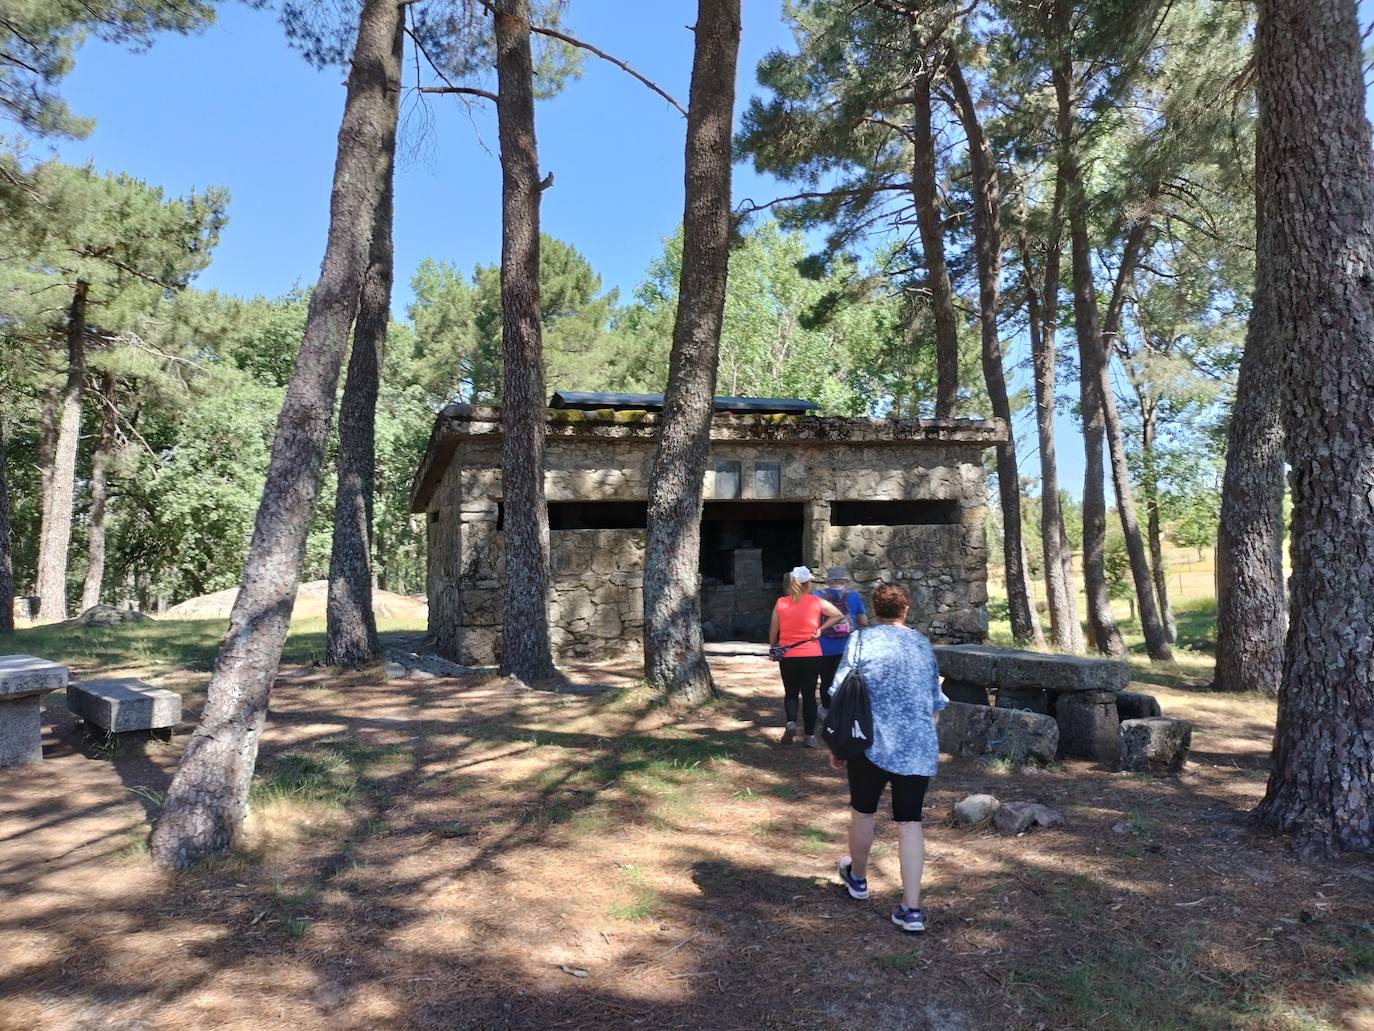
top-left (418, 409), bottom-right (999, 665)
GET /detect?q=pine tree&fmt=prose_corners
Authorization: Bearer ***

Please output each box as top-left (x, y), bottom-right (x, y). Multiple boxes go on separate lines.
top-left (643, 0), bottom-right (741, 703)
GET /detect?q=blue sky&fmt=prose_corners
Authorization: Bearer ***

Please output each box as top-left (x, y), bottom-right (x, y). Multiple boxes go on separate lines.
top-left (52, 1), bottom-right (793, 310)
top-left (47, 2), bottom-right (1374, 501)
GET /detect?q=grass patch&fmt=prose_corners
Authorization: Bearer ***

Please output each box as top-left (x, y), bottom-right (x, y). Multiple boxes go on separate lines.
top-left (251, 739), bottom-right (411, 809)
top-left (798, 825), bottom-right (836, 851)
top-left (608, 864), bottom-right (659, 922)
top-left (876, 951), bottom-right (918, 972)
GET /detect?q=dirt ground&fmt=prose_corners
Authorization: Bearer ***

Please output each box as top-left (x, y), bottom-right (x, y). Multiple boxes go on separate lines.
top-left (1, 648), bottom-right (1372, 1031)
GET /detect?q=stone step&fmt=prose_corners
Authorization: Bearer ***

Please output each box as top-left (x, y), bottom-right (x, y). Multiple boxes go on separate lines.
top-left (67, 679), bottom-right (182, 734)
top-left (936, 700), bottom-right (1059, 765)
top-left (934, 643), bottom-right (1130, 694)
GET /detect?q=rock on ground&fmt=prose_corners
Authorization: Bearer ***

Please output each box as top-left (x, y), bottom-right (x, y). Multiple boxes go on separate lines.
top-left (1119, 717), bottom-right (1192, 773)
top-left (63, 606), bottom-right (149, 628)
top-left (993, 801), bottom-right (1066, 836)
top-left (952, 793), bottom-right (1001, 826)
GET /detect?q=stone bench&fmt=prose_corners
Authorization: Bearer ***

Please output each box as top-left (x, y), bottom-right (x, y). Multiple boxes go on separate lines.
top-left (937, 701), bottom-right (1059, 765)
top-left (935, 645), bottom-right (1133, 763)
top-left (67, 678), bottom-right (182, 738)
top-left (0, 654), bottom-right (69, 766)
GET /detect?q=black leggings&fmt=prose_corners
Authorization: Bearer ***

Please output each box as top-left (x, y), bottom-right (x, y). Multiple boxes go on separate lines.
top-left (847, 751), bottom-right (930, 822)
top-left (778, 655), bottom-right (823, 734)
top-left (819, 653), bottom-right (843, 706)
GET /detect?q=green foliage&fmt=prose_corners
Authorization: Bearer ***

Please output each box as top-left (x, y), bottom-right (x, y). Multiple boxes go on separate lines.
top-left (615, 222), bottom-right (912, 414)
top-left (408, 234), bottom-right (619, 402)
top-left (0, 0), bottom-right (215, 139)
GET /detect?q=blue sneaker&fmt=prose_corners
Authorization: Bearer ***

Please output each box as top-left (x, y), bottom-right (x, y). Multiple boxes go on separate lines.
top-left (891, 904), bottom-right (926, 933)
top-left (837, 858), bottom-right (868, 900)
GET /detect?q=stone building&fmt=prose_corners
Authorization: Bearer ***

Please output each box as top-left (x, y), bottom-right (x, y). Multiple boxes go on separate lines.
top-left (410, 393), bottom-right (1005, 665)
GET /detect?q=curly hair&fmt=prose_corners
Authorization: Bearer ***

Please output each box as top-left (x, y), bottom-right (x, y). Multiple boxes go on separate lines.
top-left (871, 582), bottom-right (910, 619)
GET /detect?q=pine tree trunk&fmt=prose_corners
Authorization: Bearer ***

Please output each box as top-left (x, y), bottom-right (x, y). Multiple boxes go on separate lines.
top-left (37, 386), bottom-right (56, 565)
top-left (1023, 243), bottom-right (1083, 654)
top-left (1214, 172), bottom-right (1286, 696)
top-left (35, 280), bottom-right (88, 621)
top-left (1057, 516), bottom-right (1081, 649)
top-left (0, 416), bottom-right (12, 633)
top-left (1056, 63), bottom-right (1124, 657)
top-left (1253, 0), bottom-right (1374, 858)
top-left (149, 0), bottom-right (404, 870)
top-left (1140, 402), bottom-right (1177, 644)
top-left (326, 20), bottom-right (402, 669)
top-left (947, 58), bottom-right (1041, 646)
top-left (81, 371), bottom-right (117, 612)
top-left (494, 0), bottom-right (556, 683)
top-left (643, 0), bottom-right (741, 704)
top-left (1099, 226), bottom-right (1173, 661)
top-left (911, 73), bottom-right (959, 419)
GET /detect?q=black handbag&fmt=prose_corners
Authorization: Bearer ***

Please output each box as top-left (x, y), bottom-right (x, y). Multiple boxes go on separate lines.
top-left (768, 640), bottom-right (806, 662)
top-left (821, 630), bottom-right (874, 759)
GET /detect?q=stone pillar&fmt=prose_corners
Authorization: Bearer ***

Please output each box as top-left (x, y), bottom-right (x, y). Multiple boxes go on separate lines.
top-left (1056, 690), bottom-right (1122, 763)
top-left (804, 500), bottom-right (831, 573)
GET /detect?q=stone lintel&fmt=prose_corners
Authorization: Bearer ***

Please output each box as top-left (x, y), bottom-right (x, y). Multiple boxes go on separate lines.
top-left (409, 405), bottom-right (1006, 512)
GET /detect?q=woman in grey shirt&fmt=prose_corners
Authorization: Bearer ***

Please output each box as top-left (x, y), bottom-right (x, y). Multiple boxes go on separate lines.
top-left (828, 581), bottom-right (947, 933)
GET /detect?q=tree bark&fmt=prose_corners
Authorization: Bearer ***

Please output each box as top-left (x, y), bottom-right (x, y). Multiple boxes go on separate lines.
top-left (1140, 399), bottom-right (1177, 644)
top-left (1214, 165), bottom-right (1286, 696)
top-left (35, 279), bottom-right (88, 621)
top-left (643, 0), bottom-right (741, 704)
top-left (327, 19), bottom-right (402, 669)
top-left (37, 386), bottom-right (56, 569)
top-left (149, 0), bottom-right (404, 870)
top-left (1055, 61), bottom-right (1124, 657)
top-left (1023, 241), bottom-right (1083, 654)
top-left (1253, 0), bottom-right (1374, 857)
top-left (911, 72), bottom-right (959, 419)
top-left (0, 416), bottom-right (12, 633)
top-left (1099, 224), bottom-right (1173, 661)
top-left (81, 371), bottom-right (117, 612)
top-left (947, 57), bottom-right (1042, 647)
top-left (494, 0), bottom-right (557, 683)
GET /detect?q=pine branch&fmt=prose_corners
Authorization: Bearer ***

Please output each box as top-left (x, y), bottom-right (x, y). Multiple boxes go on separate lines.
top-left (526, 21), bottom-right (686, 117)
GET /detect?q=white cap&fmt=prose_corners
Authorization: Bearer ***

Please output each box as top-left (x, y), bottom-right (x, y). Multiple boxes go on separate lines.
top-left (790, 565), bottom-right (814, 583)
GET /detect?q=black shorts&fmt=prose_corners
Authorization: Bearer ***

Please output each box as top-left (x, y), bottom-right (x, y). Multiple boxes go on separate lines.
top-left (847, 751), bottom-right (930, 823)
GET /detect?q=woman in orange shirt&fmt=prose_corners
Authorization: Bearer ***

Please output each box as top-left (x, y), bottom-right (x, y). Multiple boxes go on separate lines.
top-left (769, 565), bottom-right (845, 746)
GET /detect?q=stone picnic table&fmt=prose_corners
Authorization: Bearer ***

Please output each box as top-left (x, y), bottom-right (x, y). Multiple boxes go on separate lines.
top-left (0, 655), bottom-right (69, 766)
top-left (933, 644), bottom-right (1180, 766)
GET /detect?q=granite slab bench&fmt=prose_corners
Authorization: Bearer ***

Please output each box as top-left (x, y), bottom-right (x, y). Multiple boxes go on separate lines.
top-left (0, 654), bottom-right (69, 766)
top-left (67, 678), bottom-right (182, 737)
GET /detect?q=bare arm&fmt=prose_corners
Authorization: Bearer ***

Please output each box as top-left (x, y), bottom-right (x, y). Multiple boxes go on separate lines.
top-left (768, 605), bottom-right (780, 647)
top-left (816, 598), bottom-right (844, 637)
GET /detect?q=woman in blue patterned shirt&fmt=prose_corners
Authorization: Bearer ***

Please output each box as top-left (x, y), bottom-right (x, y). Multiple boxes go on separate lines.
top-left (828, 581), bottom-right (947, 933)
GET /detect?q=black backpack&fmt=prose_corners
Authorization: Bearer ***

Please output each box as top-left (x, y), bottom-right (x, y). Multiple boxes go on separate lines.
top-left (821, 630), bottom-right (874, 759)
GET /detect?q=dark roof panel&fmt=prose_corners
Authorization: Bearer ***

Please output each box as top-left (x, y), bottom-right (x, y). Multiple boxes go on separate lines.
top-left (548, 391), bottom-right (818, 415)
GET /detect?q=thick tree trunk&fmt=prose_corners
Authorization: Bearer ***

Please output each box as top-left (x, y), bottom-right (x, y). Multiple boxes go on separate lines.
top-left (911, 73), bottom-right (959, 419)
top-left (0, 417), bottom-right (12, 633)
top-left (1022, 182), bottom-right (1084, 654)
top-left (327, 21), bottom-right (402, 669)
top-left (37, 386), bottom-right (56, 563)
top-left (1024, 254), bottom-right (1083, 654)
top-left (1140, 401), bottom-right (1177, 644)
top-left (643, 0), bottom-right (741, 703)
top-left (1253, 0), bottom-right (1374, 857)
top-left (35, 280), bottom-right (88, 621)
top-left (947, 58), bottom-right (1042, 647)
top-left (494, 0), bottom-right (556, 683)
top-left (1214, 174), bottom-right (1286, 696)
top-left (149, 0), bottom-right (404, 870)
top-left (81, 371), bottom-right (118, 612)
top-left (1056, 64), bottom-right (1124, 657)
top-left (1100, 226), bottom-right (1173, 661)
